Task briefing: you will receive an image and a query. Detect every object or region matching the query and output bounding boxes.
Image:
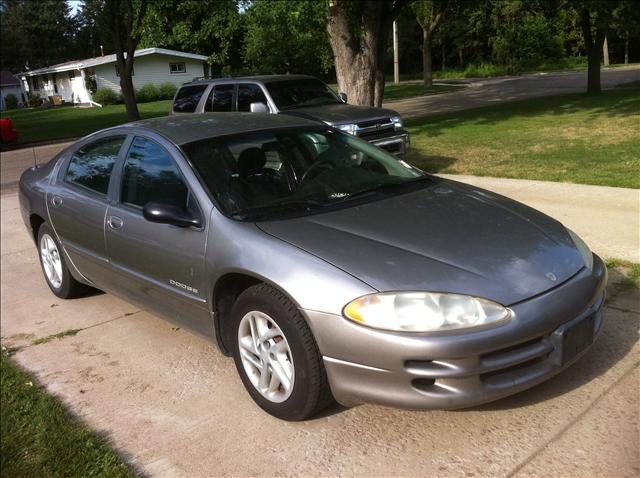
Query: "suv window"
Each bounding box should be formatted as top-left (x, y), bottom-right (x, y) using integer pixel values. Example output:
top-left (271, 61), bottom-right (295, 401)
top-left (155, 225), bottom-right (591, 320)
top-left (121, 137), bottom-right (189, 209)
top-left (204, 84), bottom-right (234, 112)
top-left (237, 83), bottom-right (268, 112)
top-left (66, 136), bottom-right (125, 196)
top-left (173, 84), bottom-right (208, 113)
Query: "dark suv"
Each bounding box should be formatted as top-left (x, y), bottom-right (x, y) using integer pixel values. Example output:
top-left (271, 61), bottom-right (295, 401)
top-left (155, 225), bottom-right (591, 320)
top-left (171, 75), bottom-right (409, 157)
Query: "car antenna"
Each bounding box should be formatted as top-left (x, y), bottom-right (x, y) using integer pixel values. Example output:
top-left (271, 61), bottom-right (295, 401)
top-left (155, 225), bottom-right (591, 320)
top-left (32, 147), bottom-right (37, 168)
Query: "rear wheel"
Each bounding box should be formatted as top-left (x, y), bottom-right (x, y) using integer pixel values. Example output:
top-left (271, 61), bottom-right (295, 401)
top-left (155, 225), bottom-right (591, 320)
top-left (231, 283), bottom-right (334, 420)
top-left (37, 223), bottom-right (88, 299)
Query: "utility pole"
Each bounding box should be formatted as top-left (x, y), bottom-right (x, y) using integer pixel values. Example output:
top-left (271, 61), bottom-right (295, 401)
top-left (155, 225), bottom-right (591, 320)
top-left (393, 20), bottom-right (399, 85)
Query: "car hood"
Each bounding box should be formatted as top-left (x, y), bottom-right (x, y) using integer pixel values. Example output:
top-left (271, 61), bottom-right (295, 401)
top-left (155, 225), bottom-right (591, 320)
top-left (257, 179), bottom-right (585, 306)
top-left (281, 103), bottom-right (400, 125)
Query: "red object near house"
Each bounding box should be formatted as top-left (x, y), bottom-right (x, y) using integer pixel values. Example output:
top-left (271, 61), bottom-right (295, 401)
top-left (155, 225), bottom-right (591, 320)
top-left (0, 117), bottom-right (19, 143)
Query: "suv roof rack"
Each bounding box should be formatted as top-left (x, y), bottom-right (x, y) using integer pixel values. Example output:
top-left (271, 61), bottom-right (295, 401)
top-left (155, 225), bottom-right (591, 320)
top-left (191, 75), bottom-right (233, 82)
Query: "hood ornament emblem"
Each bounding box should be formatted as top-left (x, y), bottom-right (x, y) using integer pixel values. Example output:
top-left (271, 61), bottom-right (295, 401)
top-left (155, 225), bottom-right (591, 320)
top-left (546, 272), bottom-right (557, 282)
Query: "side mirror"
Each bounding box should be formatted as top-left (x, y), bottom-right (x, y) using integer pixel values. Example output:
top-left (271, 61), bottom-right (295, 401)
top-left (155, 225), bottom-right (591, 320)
top-left (338, 92), bottom-right (348, 103)
top-left (143, 201), bottom-right (202, 228)
top-left (250, 102), bottom-right (269, 113)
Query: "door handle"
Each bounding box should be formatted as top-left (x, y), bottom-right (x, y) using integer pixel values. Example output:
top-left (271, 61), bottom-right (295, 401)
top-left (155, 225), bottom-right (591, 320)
top-left (50, 196), bottom-right (63, 207)
top-left (107, 216), bottom-right (123, 229)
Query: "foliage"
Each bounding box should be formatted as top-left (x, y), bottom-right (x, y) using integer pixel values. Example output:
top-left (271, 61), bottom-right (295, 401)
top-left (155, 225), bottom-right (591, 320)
top-left (28, 94), bottom-right (43, 108)
top-left (84, 74), bottom-right (97, 94)
top-left (135, 84), bottom-right (161, 103)
top-left (0, 348), bottom-right (137, 477)
top-left (242, 0), bottom-right (332, 76)
top-left (0, 0), bottom-right (77, 72)
top-left (139, 0), bottom-right (242, 74)
top-left (4, 94), bottom-right (19, 110)
top-left (158, 82), bottom-right (178, 100)
top-left (405, 87), bottom-right (640, 188)
top-left (92, 88), bottom-right (119, 105)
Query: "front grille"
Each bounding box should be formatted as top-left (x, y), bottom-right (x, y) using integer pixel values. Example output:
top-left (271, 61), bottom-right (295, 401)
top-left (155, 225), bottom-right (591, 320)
top-left (355, 118), bottom-right (396, 140)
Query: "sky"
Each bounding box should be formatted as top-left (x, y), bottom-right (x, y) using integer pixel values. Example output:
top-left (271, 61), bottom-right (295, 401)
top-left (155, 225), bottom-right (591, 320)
top-left (67, 0), bottom-right (82, 15)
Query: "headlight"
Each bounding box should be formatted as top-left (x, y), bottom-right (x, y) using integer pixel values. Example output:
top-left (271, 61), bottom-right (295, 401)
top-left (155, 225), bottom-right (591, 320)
top-left (343, 292), bottom-right (510, 332)
top-left (567, 228), bottom-right (594, 271)
top-left (336, 123), bottom-right (358, 135)
top-left (391, 115), bottom-right (403, 129)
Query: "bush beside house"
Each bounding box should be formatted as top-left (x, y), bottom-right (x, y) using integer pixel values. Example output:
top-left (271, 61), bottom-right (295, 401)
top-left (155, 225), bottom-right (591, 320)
top-left (4, 94), bottom-right (18, 110)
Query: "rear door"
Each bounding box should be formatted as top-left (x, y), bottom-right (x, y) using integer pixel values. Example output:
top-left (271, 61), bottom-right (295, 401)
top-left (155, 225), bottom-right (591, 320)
top-left (203, 83), bottom-right (235, 112)
top-left (47, 134), bottom-right (127, 286)
top-left (104, 134), bottom-right (212, 335)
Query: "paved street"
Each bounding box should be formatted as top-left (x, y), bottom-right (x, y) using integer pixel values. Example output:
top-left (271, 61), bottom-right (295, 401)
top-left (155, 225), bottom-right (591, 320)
top-left (385, 65), bottom-right (640, 117)
top-left (2, 174), bottom-right (638, 476)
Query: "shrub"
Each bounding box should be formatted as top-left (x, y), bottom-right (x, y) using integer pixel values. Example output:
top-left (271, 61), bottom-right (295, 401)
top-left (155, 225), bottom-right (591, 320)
top-left (28, 94), bottom-right (43, 107)
top-left (84, 74), bottom-right (97, 94)
top-left (92, 88), bottom-right (118, 105)
top-left (136, 84), bottom-right (160, 103)
top-left (4, 94), bottom-right (18, 109)
top-left (158, 82), bottom-right (177, 100)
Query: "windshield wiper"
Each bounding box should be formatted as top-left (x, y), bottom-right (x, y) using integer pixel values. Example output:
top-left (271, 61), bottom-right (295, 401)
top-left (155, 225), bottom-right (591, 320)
top-left (230, 198), bottom-right (329, 220)
top-left (341, 176), bottom-right (434, 201)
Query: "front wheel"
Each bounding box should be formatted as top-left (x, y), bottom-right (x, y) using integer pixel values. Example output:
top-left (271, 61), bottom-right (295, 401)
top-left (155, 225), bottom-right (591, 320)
top-left (231, 283), bottom-right (334, 420)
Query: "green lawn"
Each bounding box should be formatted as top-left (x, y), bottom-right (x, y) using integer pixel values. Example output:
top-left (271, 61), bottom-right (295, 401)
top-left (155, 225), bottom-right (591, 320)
top-left (0, 347), bottom-right (137, 477)
top-left (1, 100), bottom-right (171, 145)
top-left (405, 87), bottom-right (640, 189)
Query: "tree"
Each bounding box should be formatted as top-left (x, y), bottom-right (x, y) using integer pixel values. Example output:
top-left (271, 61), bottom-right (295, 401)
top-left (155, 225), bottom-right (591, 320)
top-left (326, 0), bottom-right (409, 107)
top-left (612, 0), bottom-right (640, 65)
top-left (139, 0), bottom-right (242, 75)
top-left (243, 0), bottom-right (333, 77)
top-left (573, 0), bottom-right (615, 94)
top-left (412, 0), bottom-right (447, 86)
top-left (82, 0), bottom-right (149, 120)
top-left (0, 0), bottom-right (77, 72)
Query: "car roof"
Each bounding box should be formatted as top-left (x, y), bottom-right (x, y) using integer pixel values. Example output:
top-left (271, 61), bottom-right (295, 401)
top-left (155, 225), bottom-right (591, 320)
top-left (120, 113), bottom-right (323, 146)
top-left (183, 74), bottom-right (319, 86)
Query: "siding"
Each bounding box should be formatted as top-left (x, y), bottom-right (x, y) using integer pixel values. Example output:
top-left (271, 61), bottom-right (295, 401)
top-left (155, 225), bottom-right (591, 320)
top-left (94, 54), bottom-right (205, 93)
top-left (0, 85), bottom-right (24, 110)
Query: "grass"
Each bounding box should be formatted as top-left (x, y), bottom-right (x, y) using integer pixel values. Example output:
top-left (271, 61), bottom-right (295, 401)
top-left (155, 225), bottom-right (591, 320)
top-left (405, 87), bottom-right (640, 189)
top-left (1, 100), bottom-right (171, 145)
top-left (31, 329), bottom-right (81, 346)
top-left (0, 346), bottom-right (137, 477)
top-left (605, 259), bottom-right (640, 290)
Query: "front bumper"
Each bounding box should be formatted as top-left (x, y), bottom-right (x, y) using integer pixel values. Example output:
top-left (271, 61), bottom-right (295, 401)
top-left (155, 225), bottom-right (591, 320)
top-left (365, 131), bottom-right (409, 157)
top-left (303, 255), bottom-right (607, 409)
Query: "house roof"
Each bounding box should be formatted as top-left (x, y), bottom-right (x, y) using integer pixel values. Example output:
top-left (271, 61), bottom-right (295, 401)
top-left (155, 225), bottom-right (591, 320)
top-left (19, 48), bottom-right (208, 77)
top-left (0, 71), bottom-right (21, 86)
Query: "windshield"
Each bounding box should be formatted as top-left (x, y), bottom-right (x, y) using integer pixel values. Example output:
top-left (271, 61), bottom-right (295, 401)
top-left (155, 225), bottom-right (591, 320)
top-left (265, 79), bottom-right (342, 110)
top-left (182, 128), bottom-right (430, 220)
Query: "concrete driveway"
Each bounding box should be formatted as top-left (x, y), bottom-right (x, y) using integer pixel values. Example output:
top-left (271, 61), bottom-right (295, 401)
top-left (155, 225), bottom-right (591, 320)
top-left (1, 175), bottom-right (638, 476)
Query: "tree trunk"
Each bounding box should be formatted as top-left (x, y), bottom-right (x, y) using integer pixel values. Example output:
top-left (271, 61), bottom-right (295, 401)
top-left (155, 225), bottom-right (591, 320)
top-left (422, 29), bottom-right (433, 86)
top-left (441, 41), bottom-right (445, 71)
top-left (625, 33), bottom-right (629, 64)
top-left (602, 35), bottom-right (609, 66)
top-left (587, 47), bottom-right (601, 94)
top-left (459, 48), bottom-right (463, 67)
top-left (580, 8), bottom-right (606, 95)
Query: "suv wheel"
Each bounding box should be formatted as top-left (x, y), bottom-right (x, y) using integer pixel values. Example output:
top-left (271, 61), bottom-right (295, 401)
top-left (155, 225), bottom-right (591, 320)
top-left (231, 283), bottom-right (334, 420)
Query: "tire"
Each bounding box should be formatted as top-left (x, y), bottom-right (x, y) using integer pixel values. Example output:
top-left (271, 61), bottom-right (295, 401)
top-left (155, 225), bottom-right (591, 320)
top-left (231, 283), bottom-right (334, 420)
top-left (37, 223), bottom-right (88, 299)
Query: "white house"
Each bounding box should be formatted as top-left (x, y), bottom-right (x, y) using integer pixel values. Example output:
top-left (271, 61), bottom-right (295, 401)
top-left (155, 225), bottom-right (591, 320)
top-left (0, 71), bottom-right (25, 110)
top-left (19, 48), bottom-right (208, 105)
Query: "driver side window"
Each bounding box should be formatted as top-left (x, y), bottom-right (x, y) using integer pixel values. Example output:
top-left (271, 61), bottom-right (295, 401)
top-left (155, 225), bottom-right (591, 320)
top-left (120, 137), bottom-right (189, 209)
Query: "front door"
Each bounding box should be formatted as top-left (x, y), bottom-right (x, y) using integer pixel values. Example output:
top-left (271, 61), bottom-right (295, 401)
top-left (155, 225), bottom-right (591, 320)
top-left (47, 135), bottom-right (126, 286)
top-left (104, 136), bottom-right (211, 335)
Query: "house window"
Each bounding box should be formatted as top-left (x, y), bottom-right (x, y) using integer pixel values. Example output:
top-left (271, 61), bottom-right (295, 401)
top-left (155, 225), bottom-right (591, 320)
top-left (69, 71), bottom-right (76, 80)
top-left (52, 73), bottom-right (58, 93)
top-left (115, 65), bottom-right (134, 76)
top-left (169, 62), bottom-right (186, 74)
top-left (32, 77), bottom-right (39, 89)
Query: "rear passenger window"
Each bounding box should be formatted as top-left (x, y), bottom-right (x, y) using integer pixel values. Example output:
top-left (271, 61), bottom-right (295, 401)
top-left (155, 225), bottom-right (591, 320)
top-left (120, 137), bottom-right (189, 209)
top-left (173, 84), bottom-right (207, 113)
top-left (66, 136), bottom-right (125, 196)
top-left (237, 84), bottom-right (268, 112)
top-left (204, 84), bottom-right (234, 112)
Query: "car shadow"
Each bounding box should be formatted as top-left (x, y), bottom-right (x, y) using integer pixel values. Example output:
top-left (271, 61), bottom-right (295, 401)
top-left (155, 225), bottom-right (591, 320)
top-left (403, 151), bottom-right (458, 174)
top-left (468, 268), bottom-right (639, 411)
